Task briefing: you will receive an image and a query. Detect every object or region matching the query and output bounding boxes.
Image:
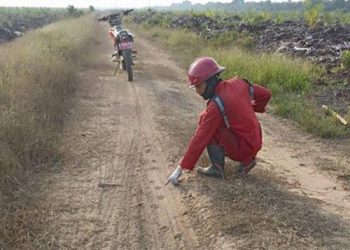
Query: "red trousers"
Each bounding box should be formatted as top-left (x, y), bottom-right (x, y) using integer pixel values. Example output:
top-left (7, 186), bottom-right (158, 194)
top-left (209, 123), bottom-right (260, 166)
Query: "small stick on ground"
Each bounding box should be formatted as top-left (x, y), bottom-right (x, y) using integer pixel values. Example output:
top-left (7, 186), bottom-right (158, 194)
top-left (97, 183), bottom-right (121, 188)
top-left (322, 105), bottom-right (348, 126)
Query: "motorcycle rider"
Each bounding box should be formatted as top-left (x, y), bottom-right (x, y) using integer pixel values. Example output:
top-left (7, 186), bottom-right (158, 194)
top-left (167, 57), bottom-right (272, 185)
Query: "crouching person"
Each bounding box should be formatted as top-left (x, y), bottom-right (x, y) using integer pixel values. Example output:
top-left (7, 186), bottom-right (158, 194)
top-left (167, 57), bottom-right (272, 186)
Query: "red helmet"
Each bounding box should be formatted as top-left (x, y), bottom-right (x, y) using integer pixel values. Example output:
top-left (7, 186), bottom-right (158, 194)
top-left (188, 57), bottom-right (225, 87)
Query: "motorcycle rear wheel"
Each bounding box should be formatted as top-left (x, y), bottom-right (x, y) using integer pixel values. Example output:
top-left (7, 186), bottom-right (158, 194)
top-left (122, 50), bottom-right (133, 82)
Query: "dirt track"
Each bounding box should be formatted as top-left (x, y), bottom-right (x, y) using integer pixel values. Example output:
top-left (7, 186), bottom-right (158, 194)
top-left (41, 24), bottom-right (350, 249)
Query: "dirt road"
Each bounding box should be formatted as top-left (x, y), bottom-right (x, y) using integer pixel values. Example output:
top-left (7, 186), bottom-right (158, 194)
top-left (41, 24), bottom-right (350, 249)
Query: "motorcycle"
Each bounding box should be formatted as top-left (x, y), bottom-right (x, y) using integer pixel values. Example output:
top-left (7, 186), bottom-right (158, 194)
top-left (98, 9), bottom-right (136, 82)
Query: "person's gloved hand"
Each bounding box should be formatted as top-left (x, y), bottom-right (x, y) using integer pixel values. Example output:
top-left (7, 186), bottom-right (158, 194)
top-left (165, 165), bottom-right (183, 186)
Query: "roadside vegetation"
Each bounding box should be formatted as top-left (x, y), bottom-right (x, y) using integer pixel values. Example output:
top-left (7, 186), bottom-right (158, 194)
top-left (0, 6), bottom-right (87, 21)
top-left (0, 6), bottom-right (88, 43)
top-left (342, 50), bottom-right (350, 69)
top-left (0, 7), bottom-right (66, 30)
top-left (0, 7), bottom-right (66, 21)
top-left (0, 14), bottom-right (97, 248)
top-left (164, 0), bottom-right (350, 25)
top-left (130, 9), bottom-right (350, 138)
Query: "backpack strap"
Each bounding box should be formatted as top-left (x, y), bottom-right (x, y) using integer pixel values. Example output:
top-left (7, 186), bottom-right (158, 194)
top-left (213, 79), bottom-right (256, 128)
top-left (243, 78), bottom-right (256, 105)
top-left (212, 95), bottom-right (231, 129)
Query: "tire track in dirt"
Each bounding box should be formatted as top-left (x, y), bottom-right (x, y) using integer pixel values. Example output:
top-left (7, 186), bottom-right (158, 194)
top-left (131, 83), bottom-right (200, 249)
top-left (91, 76), bottom-right (146, 249)
top-left (103, 49), bottom-right (199, 249)
top-left (109, 83), bottom-right (150, 249)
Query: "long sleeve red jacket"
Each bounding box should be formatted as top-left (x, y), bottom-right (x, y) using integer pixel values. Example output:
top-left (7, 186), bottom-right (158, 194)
top-left (180, 78), bottom-right (272, 170)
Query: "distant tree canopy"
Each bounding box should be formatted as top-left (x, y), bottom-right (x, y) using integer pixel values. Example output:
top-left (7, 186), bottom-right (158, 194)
top-left (89, 5), bottom-right (95, 12)
top-left (165, 0), bottom-right (350, 12)
top-left (66, 5), bottom-right (84, 17)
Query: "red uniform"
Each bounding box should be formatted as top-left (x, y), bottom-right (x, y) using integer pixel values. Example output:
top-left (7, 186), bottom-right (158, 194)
top-left (180, 78), bottom-right (272, 170)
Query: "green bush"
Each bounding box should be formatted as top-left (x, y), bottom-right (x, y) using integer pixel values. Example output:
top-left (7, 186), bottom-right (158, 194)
top-left (304, 0), bottom-right (325, 26)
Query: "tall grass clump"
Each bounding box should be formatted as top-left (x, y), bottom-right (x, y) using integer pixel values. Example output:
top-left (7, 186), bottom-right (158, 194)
top-left (0, 15), bottom-right (97, 248)
top-left (304, 0), bottom-right (325, 26)
top-left (212, 49), bottom-right (312, 96)
top-left (341, 50), bottom-right (350, 69)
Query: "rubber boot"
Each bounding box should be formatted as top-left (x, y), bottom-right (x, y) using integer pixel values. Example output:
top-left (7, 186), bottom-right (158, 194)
top-left (237, 158), bottom-right (256, 175)
top-left (197, 145), bottom-right (225, 180)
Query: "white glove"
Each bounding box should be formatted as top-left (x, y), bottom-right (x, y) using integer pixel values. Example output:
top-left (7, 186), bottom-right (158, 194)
top-left (165, 165), bottom-right (183, 186)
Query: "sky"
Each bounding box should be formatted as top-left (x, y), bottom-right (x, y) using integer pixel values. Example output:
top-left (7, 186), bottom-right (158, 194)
top-left (0, 0), bottom-right (235, 9)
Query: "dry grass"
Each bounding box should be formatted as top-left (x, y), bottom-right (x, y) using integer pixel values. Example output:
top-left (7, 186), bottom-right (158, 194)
top-left (180, 169), bottom-right (350, 249)
top-left (0, 15), bottom-right (97, 248)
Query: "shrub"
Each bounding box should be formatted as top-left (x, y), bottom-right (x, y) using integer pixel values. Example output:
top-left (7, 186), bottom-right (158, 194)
top-left (304, 0), bottom-right (325, 26)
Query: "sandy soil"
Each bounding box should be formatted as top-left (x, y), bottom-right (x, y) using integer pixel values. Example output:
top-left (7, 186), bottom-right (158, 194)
top-left (40, 24), bottom-right (350, 249)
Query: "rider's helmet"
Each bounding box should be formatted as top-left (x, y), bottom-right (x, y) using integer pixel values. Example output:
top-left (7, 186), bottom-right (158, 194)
top-left (188, 57), bottom-right (225, 88)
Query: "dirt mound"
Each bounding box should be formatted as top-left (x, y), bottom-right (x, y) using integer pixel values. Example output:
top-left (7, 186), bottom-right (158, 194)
top-left (251, 20), bottom-right (350, 69)
top-left (169, 14), bottom-right (222, 36)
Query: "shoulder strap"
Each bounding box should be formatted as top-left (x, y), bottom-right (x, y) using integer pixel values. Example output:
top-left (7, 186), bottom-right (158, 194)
top-left (243, 78), bottom-right (255, 105)
top-left (212, 96), bottom-right (231, 129)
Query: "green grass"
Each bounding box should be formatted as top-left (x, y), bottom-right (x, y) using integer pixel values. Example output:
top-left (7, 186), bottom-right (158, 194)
top-left (208, 31), bottom-right (255, 50)
top-left (274, 95), bottom-right (349, 137)
top-left (131, 23), bottom-right (349, 137)
top-left (341, 50), bottom-right (350, 69)
top-left (0, 14), bottom-right (97, 248)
